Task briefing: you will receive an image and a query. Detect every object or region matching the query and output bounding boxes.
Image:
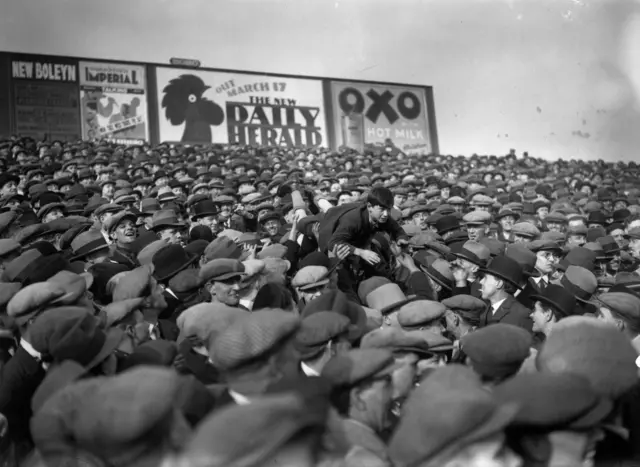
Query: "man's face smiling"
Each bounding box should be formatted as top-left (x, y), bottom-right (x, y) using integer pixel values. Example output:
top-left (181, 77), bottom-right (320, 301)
top-left (112, 219), bottom-right (136, 245)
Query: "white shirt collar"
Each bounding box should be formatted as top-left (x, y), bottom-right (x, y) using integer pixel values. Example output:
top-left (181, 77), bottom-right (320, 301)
top-left (301, 361), bottom-right (320, 377)
top-left (491, 298), bottom-right (507, 314)
top-left (20, 338), bottom-right (42, 361)
top-left (239, 299), bottom-right (253, 311)
top-left (164, 287), bottom-right (178, 299)
top-left (229, 389), bottom-right (251, 405)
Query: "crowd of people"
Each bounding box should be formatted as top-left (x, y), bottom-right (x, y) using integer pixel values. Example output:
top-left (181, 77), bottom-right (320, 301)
top-left (0, 135), bottom-right (639, 466)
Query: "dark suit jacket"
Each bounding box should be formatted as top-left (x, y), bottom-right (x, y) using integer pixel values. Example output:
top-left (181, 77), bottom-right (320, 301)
top-left (158, 319), bottom-right (179, 342)
top-left (515, 277), bottom-right (542, 310)
top-left (452, 279), bottom-right (482, 299)
top-left (0, 346), bottom-right (46, 446)
top-left (480, 295), bottom-right (533, 332)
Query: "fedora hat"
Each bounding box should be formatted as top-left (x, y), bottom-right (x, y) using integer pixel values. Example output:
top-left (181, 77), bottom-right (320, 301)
top-left (560, 265), bottom-right (597, 303)
top-left (479, 255), bottom-right (524, 288)
top-left (420, 257), bottom-right (454, 291)
top-left (451, 240), bottom-right (491, 267)
top-left (557, 246), bottom-right (596, 273)
top-left (358, 277), bottom-right (416, 315)
top-left (70, 229), bottom-right (109, 261)
top-left (530, 284), bottom-right (577, 318)
top-left (152, 244), bottom-right (198, 282)
top-left (150, 210), bottom-right (185, 231)
top-left (191, 200), bottom-right (218, 221)
top-left (505, 243), bottom-right (540, 278)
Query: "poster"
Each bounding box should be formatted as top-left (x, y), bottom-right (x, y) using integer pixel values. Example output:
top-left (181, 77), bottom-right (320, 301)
top-left (155, 68), bottom-right (327, 147)
top-left (79, 61), bottom-right (148, 142)
top-left (10, 55), bottom-right (80, 140)
top-left (329, 81), bottom-right (431, 154)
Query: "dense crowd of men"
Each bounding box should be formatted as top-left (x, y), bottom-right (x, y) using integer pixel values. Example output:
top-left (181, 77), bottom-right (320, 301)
top-left (0, 135), bottom-right (640, 466)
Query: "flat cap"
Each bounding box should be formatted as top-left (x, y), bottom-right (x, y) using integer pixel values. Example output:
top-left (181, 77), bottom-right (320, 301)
top-left (291, 265), bottom-right (329, 291)
top-left (103, 210), bottom-right (136, 235)
top-left (199, 259), bottom-right (245, 283)
top-left (7, 282), bottom-right (66, 326)
top-left (0, 239), bottom-right (21, 258)
top-left (397, 300), bottom-right (446, 329)
top-left (204, 236), bottom-right (242, 262)
top-left (441, 295), bottom-right (487, 325)
top-left (527, 239), bottom-right (563, 253)
top-left (493, 372), bottom-right (612, 429)
top-left (461, 324), bottom-right (532, 380)
top-left (210, 310), bottom-right (300, 371)
top-left (470, 194), bottom-right (493, 206)
top-left (361, 327), bottom-right (452, 354)
top-left (512, 222), bottom-right (540, 238)
top-left (294, 311), bottom-right (351, 360)
top-left (321, 348), bottom-right (397, 387)
top-left (537, 316), bottom-right (638, 398)
top-left (462, 210), bottom-right (492, 225)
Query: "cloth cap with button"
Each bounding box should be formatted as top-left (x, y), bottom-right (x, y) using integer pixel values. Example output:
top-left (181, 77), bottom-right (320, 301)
top-left (461, 323), bottom-right (532, 380)
top-left (511, 221), bottom-right (540, 239)
top-left (536, 316), bottom-right (638, 399)
top-left (294, 311), bottom-right (351, 360)
top-left (210, 310), bottom-right (300, 371)
top-left (199, 258), bottom-right (245, 283)
top-left (321, 348), bottom-right (398, 387)
top-left (441, 295), bottom-right (487, 326)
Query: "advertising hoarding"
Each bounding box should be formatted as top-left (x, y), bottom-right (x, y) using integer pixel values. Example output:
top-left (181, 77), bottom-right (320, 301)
top-left (79, 61), bottom-right (148, 142)
top-left (155, 68), bottom-right (327, 147)
top-left (10, 54), bottom-right (80, 140)
top-left (329, 81), bottom-right (432, 154)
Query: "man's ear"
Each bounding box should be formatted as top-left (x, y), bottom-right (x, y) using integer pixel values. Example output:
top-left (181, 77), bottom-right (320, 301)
top-left (109, 231), bottom-right (117, 242)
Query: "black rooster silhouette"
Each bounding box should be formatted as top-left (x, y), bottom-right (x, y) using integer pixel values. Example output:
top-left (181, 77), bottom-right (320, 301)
top-left (161, 74), bottom-right (225, 143)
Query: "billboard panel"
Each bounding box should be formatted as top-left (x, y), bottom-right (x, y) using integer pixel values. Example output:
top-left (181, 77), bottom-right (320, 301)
top-left (79, 61), bottom-right (148, 143)
top-left (10, 54), bottom-right (80, 140)
top-left (155, 68), bottom-right (327, 147)
top-left (329, 81), bottom-right (431, 154)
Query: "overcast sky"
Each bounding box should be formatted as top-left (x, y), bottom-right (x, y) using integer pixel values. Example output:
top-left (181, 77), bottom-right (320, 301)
top-left (1, 0), bottom-right (639, 161)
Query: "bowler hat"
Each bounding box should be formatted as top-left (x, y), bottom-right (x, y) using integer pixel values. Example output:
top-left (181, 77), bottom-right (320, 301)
top-left (150, 209), bottom-right (185, 231)
top-left (530, 284), bottom-right (577, 318)
top-left (434, 215), bottom-right (459, 235)
top-left (587, 211), bottom-right (607, 226)
top-left (478, 255), bottom-right (523, 288)
top-left (152, 244), bottom-right (198, 282)
top-left (191, 200), bottom-right (218, 221)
